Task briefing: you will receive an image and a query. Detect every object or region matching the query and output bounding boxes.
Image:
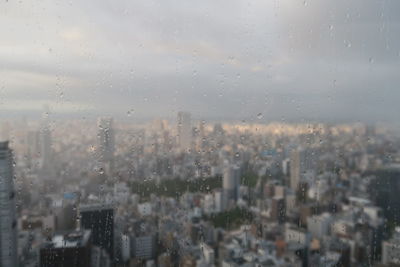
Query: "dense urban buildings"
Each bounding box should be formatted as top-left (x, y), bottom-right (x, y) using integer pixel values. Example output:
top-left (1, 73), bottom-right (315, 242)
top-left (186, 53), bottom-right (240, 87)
top-left (2, 0), bottom-right (399, 265)
top-left (0, 116), bottom-right (399, 266)
top-left (177, 112), bottom-right (192, 151)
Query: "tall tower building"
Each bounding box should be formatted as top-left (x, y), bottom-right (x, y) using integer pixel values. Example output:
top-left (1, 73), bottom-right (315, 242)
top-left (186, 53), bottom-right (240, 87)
top-left (290, 148), bottom-right (318, 191)
top-left (79, 204), bottom-right (114, 261)
top-left (177, 112), bottom-right (191, 150)
top-left (38, 106), bottom-right (53, 170)
top-left (290, 149), bottom-right (301, 191)
top-left (97, 117), bottom-right (115, 171)
top-left (40, 126), bottom-right (52, 169)
top-left (0, 141), bottom-right (18, 267)
top-left (223, 165), bottom-right (241, 203)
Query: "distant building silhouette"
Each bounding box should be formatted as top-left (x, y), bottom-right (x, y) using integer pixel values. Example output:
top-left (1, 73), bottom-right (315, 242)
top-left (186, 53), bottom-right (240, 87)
top-left (177, 112), bottom-right (191, 150)
top-left (0, 141), bottom-right (18, 267)
top-left (97, 117), bottom-right (115, 173)
top-left (290, 149), bottom-right (301, 191)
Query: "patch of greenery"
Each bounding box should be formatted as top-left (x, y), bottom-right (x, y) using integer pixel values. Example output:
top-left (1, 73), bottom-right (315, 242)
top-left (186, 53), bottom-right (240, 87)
top-left (129, 176), bottom-right (222, 199)
top-left (240, 171), bottom-right (259, 188)
top-left (204, 207), bottom-right (254, 229)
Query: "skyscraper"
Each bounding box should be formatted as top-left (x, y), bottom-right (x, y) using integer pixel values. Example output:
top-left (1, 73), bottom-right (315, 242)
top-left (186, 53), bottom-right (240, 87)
top-left (40, 105), bottom-right (53, 170)
top-left (290, 148), bottom-right (318, 191)
top-left (0, 141), bottom-right (18, 267)
top-left (40, 126), bottom-right (52, 169)
top-left (290, 149), bottom-right (301, 191)
top-left (79, 204), bottom-right (114, 261)
top-left (97, 117), bottom-right (115, 171)
top-left (177, 112), bottom-right (191, 150)
top-left (223, 165), bottom-right (241, 203)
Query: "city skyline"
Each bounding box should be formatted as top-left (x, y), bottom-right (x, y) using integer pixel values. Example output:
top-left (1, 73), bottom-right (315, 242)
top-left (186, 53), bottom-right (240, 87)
top-left (1, 1), bottom-right (399, 266)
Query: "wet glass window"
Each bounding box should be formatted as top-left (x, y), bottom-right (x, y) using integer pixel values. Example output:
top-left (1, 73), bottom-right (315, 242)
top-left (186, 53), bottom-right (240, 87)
top-left (0, 0), bottom-right (399, 266)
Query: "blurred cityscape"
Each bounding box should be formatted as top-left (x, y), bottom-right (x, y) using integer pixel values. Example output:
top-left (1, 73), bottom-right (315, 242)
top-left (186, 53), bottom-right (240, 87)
top-left (1, 111), bottom-right (400, 266)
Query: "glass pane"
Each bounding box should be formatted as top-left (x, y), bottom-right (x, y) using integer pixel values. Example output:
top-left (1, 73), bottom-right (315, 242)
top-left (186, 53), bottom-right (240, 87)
top-left (0, 0), bottom-right (398, 266)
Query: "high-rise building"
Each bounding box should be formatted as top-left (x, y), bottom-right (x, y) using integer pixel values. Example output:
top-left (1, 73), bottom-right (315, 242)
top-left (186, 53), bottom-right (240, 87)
top-left (79, 204), bottom-right (114, 261)
top-left (289, 149), bottom-right (301, 191)
top-left (271, 196), bottom-right (286, 223)
top-left (0, 141), bottom-right (18, 267)
top-left (40, 230), bottom-right (92, 267)
top-left (307, 213), bottom-right (331, 239)
top-left (200, 242), bottom-right (215, 265)
top-left (40, 126), bottom-right (52, 169)
top-left (223, 165), bottom-right (241, 204)
top-left (98, 117), bottom-right (115, 162)
top-left (130, 220), bottom-right (158, 261)
top-left (97, 118), bottom-right (115, 174)
top-left (52, 198), bottom-right (77, 231)
top-left (290, 148), bottom-right (318, 191)
top-left (177, 112), bottom-right (191, 150)
top-left (40, 105), bottom-right (53, 170)
top-left (26, 130), bottom-right (40, 168)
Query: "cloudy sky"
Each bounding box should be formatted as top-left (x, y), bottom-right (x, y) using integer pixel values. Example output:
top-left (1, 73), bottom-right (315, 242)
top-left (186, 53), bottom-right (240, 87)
top-left (0, 0), bottom-right (399, 122)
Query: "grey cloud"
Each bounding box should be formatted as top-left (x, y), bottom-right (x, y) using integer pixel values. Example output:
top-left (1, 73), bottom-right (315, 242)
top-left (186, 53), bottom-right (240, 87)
top-left (0, 0), bottom-right (398, 122)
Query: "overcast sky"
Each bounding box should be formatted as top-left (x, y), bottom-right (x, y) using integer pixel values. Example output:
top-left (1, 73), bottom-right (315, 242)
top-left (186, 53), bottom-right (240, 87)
top-left (0, 0), bottom-right (399, 122)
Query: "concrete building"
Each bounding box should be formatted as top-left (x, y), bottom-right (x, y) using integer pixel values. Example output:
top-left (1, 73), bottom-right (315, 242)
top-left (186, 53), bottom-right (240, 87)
top-left (223, 165), bottom-right (241, 204)
top-left (177, 111), bottom-right (192, 150)
top-left (131, 221), bottom-right (157, 261)
top-left (97, 117), bottom-right (115, 172)
top-left (382, 227), bottom-right (400, 265)
top-left (40, 126), bottom-right (52, 170)
top-left (201, 242), bottom-right (215, 265)
top-left (307, 213), bottom-right (331, 239)
top-left (79, 204), bottom-right (114, 261)
top-left (271, 197), bottom-right (286, 223)
top-left (40, 230), bottom-right (92, 267)
top-left (289, 149), bottom-right (301, 191)
top-left (0, 141), bottom-right (18, 267)
top-left (214, 190), bottom-right (224, 212)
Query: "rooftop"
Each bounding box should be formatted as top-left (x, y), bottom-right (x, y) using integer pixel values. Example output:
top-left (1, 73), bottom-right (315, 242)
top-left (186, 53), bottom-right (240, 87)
top-left (46, 230), bottom-right (91, 249)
